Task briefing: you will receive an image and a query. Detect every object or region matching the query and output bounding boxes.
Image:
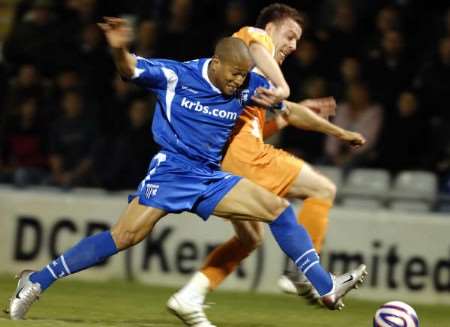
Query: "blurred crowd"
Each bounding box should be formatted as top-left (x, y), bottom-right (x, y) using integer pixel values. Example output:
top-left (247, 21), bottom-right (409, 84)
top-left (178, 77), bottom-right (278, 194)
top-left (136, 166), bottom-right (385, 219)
top-left (0, 0), bottom-right (449, 194)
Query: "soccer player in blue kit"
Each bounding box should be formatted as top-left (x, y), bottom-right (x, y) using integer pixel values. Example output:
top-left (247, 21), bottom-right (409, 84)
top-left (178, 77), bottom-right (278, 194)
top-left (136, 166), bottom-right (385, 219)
top-left (9, 17), bottom-right (367, 323)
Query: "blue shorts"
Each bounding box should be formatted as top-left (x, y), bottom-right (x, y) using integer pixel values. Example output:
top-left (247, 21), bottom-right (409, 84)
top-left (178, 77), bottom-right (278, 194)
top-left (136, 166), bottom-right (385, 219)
top-left (129, 151), bottom-right (241, 220)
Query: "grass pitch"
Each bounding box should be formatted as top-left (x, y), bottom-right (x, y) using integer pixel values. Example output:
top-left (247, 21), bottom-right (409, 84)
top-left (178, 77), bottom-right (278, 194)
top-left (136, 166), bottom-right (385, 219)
top-left (0, 275), bottom-right (449, 326)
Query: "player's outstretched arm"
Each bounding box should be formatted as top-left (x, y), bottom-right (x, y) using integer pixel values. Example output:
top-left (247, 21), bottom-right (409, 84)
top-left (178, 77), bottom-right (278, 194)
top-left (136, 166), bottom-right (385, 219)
top-left (98, 17), bottom-right (136, 79)
top-left (249, 42), bottom-right (290, 102)
top-left (262, 97), bottom-right (336, 139)
top-left (299, 97), bottom-right (336, 120)
top-left (284, 100), bottom-right (366, 147)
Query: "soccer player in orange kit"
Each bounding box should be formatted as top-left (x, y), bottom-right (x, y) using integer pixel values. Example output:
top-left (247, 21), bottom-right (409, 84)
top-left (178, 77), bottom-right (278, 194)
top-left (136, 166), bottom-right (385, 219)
top-left (168, 4), bottom-right (366, 326)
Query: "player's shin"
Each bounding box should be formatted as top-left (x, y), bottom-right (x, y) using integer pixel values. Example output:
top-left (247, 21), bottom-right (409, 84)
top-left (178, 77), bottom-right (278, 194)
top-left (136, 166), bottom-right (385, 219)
top-left (29, 231), bottom-right (118, 291)
top-left (201, 236), bottom-right (253, 290)
top-left (298, 198), bottom-right (331, 253)
top-left (269, 206), bottom-right (333, 296)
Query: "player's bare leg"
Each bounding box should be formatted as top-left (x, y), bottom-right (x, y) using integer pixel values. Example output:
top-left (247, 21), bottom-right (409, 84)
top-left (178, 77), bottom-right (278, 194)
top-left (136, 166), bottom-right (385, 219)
top-left (168, 179), bottom-right (367, 326)
top-left (279, 162), bottom-right (336, 302)
top-left (111, 198), bottom-right (166, 250)
top-left (177, 162), bottom-right (336, 306)
top-left (168, 180), bottom-right (283, 327)
top-left (286, 162), bottom-right (336, 249)
top-left (9, 198), bottom-right (165, 320)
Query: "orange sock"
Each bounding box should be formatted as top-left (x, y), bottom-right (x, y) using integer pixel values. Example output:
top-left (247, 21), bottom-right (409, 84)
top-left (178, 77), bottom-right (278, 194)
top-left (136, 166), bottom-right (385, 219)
top-left (200, 236), bottom-right (253, 290)
top-left (298, 198), bottom-right (332, 254)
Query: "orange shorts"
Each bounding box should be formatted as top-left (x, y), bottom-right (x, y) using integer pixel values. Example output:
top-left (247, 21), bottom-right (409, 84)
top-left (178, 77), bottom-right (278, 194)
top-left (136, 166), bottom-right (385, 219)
top-left (221, 135), bottom-right (304, 197)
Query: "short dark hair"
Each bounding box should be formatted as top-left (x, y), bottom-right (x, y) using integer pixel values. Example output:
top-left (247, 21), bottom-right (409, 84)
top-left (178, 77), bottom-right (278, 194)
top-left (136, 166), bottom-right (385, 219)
top-left (214, 37), bottom-right (251, 64)
top-left (255, 3), bottom-right (303, 29)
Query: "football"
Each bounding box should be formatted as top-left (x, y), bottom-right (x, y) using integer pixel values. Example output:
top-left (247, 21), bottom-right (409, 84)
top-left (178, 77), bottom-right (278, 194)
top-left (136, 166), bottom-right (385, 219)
top-left (373, 301), bottom-right (419, 327)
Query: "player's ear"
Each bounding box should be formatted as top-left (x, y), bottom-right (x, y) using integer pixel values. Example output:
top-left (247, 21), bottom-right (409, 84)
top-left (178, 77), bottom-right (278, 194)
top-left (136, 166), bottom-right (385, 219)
top-left (265, 22), bottom-right (276, 34)
top-left (211, 56), bottom-right (221, 70)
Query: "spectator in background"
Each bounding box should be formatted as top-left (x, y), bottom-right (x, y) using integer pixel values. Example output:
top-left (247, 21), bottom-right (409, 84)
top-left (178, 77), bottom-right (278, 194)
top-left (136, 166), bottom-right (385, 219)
top-left (283, 38), bottom-right (326, 100)
top-left (55, 69), bottom-right (81, 93)
top-left (331, 56), bottom-right (363, 102)
top-left (79, 23), bottom-right (115, 110)
top-left (0, 97), bottom-right (49, 186)
top-left (100, 98), bottom-right (158, 190)
top-left (419, 37), bottom-right (450, 198)
top-left (430, 121), bottom-right (450, 198)
top-left (48, 68), bottom-right (81, 115)
top-left (49, 90), bottom-right (95, 188)
top-left (300, 76), bottom-right (328, 100)
top-left (219, 0), bottom-right (248, 37)
top-left (3, 0), bottom-right (74, 75)
top-left (1, 0), bottom-right (449, 192)
top-left (415, 37), bottom-right (450, 122)
top-left (428, 6), bottom-right (450, 46)
top-left (367, 30), bottom-right (414, 107)
top-left (325, 82), bottom-right (382, 170)
top-left (5, 64), bottom-right (48, 114)
top-left (366, 6), bottom-right (401, 56)
top-left (378, 91), bottom-right (428, 172)
top-left (132, 19), bottom-right (160, 58)
top-left (64, 0), bottom-right (99, 23)
top-left (158, 0), bottom-right (209, 60)
top-left (117, 0), bottom-right (166, 20)
top-left (318, 1), bottom-right (362, 77)
top-left (444, 8), bottom-right (450, 38)
top-left (92, 83), bottom-right (152, 189)
top-left (0, 63), bottom-right (7, 115)
top-left (100, 74), bottom-right (138, 137)
top-left (436, 143), bottom-right (450, 198)
top-left (282, 76), bottom-right (329, 162)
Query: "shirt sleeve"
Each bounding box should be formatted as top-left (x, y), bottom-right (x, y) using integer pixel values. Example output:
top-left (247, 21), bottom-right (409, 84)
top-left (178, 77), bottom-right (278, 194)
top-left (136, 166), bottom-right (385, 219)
top-left (243, 72), bottom-right (284, 110)
top-left (233, 26), bottom-right (275, 54)
top-left (131, 56), bottom-right (180, 92)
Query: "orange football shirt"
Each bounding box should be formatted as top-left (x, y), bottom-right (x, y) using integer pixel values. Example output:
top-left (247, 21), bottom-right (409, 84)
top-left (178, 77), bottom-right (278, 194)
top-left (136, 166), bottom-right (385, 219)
top-left (221, 26), bottom-right (303, 196)
top-left (229, 26), bottom-right (274, 151)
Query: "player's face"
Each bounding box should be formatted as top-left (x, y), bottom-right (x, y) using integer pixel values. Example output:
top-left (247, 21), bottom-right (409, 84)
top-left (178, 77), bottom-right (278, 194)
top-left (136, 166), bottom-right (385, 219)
top-left (213, 58), bottom-right (253, 95)
top-left (270, 18), bottom-right (302, 64)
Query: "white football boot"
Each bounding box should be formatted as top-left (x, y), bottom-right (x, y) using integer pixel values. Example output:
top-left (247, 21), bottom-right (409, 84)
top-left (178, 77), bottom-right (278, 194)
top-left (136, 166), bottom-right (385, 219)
top-left (167, 292), bottom-right (216, 327)
top-left (278, 273), bottom-right (321, 305)
top-left (320, 264), bottom-right (368, 311)
top-left (9, 270), bottom-right (41, 320)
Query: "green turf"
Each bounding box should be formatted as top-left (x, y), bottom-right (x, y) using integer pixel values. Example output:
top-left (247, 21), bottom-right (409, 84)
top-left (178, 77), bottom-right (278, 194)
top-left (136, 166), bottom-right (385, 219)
top-left (0, 275), bottom-right (448, 326)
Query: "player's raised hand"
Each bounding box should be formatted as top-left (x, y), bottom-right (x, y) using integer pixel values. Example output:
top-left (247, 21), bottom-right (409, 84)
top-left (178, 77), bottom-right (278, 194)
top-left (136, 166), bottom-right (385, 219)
top-left (340, 131), bottom-right (366, 148)
top-left (299, 97), bottom-right (336, 120)
top-left (98, 17), bottom-right (133, 48)
top-left (252, 87), bottom-right (286, 108)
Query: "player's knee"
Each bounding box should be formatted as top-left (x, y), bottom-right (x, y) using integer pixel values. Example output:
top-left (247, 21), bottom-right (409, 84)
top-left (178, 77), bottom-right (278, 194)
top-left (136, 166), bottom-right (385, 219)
top-left (324, 180), bottom-right (337, 201)
top-left (265, 197), bottom-right (290, 221)
top-left (315, 178), bottom-right (336, 202)
top-left (246, 229), bottom-right (265, 249)
top-left (111, 227), bottom-right (141, 250)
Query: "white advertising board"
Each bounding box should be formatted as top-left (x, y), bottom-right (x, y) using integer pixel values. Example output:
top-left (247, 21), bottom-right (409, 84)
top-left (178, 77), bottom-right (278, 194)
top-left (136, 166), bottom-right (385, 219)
top-left (1, 188), bottom-right (449, 304)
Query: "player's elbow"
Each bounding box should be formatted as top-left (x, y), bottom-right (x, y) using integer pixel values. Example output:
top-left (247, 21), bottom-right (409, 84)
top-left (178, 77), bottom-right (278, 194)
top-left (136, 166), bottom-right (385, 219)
top-left (281, 84), bottom-right (290, 99)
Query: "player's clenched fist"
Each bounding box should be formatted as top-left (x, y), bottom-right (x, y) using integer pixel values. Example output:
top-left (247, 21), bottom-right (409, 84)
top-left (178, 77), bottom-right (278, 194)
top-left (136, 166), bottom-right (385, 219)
top-left (98, 17), bottom-right (133, 48)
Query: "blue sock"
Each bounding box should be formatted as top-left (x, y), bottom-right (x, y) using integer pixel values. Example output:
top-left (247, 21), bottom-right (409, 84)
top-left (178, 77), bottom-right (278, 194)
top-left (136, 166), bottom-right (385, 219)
top-left (269, 206), bottom-right (333, 296)
top-left (30, 231), bottom-right (118, 291)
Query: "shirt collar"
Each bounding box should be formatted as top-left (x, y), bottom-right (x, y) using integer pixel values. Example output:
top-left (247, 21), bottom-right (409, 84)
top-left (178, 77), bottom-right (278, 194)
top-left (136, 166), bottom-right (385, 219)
top-left (202, 58), bottom-right (221, 94)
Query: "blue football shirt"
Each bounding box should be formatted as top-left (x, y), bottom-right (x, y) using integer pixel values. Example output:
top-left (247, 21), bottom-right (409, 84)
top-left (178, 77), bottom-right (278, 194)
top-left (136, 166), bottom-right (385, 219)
top-left (131, 56), bottom-right (271, 167)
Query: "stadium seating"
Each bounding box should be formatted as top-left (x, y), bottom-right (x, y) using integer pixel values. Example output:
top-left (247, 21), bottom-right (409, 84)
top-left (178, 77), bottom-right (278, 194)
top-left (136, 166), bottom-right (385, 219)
top-left (340, 197), bottom-right (385, 210)
top-left (340, 168), bottom-right (391, 206)
top-left (389, 170), bottom-right (437, 211)
top-left (390, 200), bottom-right (431, 213)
